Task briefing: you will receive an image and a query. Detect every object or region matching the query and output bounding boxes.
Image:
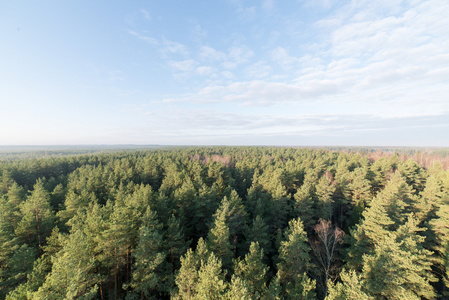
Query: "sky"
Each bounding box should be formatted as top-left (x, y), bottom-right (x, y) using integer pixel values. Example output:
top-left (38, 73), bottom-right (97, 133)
top-left (1, 0), bottom-right (449, 146)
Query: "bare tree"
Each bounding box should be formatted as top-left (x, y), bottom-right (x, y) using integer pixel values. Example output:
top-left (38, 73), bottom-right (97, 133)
top-left (310, 218), bottom-right (345, 298)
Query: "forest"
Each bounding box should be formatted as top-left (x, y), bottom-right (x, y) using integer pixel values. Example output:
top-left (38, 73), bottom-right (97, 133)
top-left (1, 146), bottom-right (449, 299)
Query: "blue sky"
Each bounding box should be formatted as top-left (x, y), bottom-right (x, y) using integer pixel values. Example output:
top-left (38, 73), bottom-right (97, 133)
top-left (1, 0), bottom-right (449, 146)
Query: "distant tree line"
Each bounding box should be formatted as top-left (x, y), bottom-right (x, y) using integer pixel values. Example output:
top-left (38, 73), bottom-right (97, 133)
top-left (1, 146), bottom-right (448, 299)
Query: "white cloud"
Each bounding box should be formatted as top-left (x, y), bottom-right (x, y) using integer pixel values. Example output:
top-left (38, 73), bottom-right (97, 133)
top-left (221, 71), bottom-right (234, 79)
top-left (193, 24), bottom-right (207, 41)
top-left (262, 0), bottom-right (275, 12)
top-left (136, 0), bottom-right (449, 120)
top-left (140, 9), bottom-right (150, 20)
top-left (128, 30), bottom-right (158, 45)
top-left (196, 66), bottom-right (218, 76)
top-left (244, 61), bottom-right (271, 78)
top-left (168, 60), bottom-right (197, 72)
top-left (237, 5), bottom-right (256, 21)
top-left (162, 38), bottom-right (189, 56)
top-left (127, 105), bottom-right (449, 144)
top-left (270, 47), bottom-right (301, 70)
top-left (228, 45), bottom-right (254, 63)
top-left (199, 46), bottom-right (227, 62)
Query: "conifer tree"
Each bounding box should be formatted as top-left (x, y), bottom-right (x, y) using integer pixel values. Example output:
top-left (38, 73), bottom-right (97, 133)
top-left (15, 179), bottom-right (55, 252)
top-left (225, 276), bottom-right (251, 300)
top-left (398, 159), bottom-right (425, 194)
top-left (294, 171), bottom-right (317, 230)
top-left (57, 189), bottom-right (97, 227)
top-left (3, 182), bottom-right (25, 231)
top-left (0, 242), bottom-right (36, 298)
top-left (174, 249), bottom-right (199, 300)
top-left (346, 193), bottom-right (394, 269)
top-left (347, 168), bottom-right (372, 227)
top-left (277, 217), bottom-right (314, 296)
top-left (68, 202), bottom-right (107, 298)
top-left (222, 190), bottom-right (249, 254)
top-left (326, 269), bottom-right (372, 300)
top-left (50, 183), bottom-right (66, 210)
top-left (233, 242), bottom-right (269, 299)
top-left (263, 275), bottom-right (282, 300)
top-left (315, 172), bottom-right (336, 221)
top-left (195, 237), bottom-right (210, 263)
top-left (362, 215), bottom-right (436, 299)
top-left (165, 214), bottom-right (189, 279)
top-left (195, 253), bottom-right (227, 300)
top-left (370, 157), bottom-right (393, 192)
top-left (429, 195), bottom-right (449, 296)
top-left (207, 202), bottom-right (233, 271)
top-left (285, 273), bottom-right (316, 300)
top-left (243, 215), bottom-right (272, 260)
top-left (126, 213), bottom-right (166, 299)
top-left (381, 171), bottom-right (416, 220)
top-left (33, 229), bottom-right (99, 299)
top-left (97, 200), bottom-right (136, 298)
top-left (0, 170), bottom-right (15, 194)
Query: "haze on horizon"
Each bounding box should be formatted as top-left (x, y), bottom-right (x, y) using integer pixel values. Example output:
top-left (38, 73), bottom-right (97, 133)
top-left (1, 0), bottom-right (448, 147)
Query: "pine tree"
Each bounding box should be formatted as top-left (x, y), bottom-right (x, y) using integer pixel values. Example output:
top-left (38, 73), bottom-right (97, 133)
top-left (285, 273), bottom-right (316, 300)
top-left (222, 190), bottom-right (249, 255)
top-left (243, 215), bottom-right (272, 261)
top-left (0, 243), bottom-right (36, 298)
top-left (125, 216), bottom-right (166, 299)
top-left (33, 229), bottom-right (99, 299)
top-left (326, 269), bottom-right (372, 300)
top-left (315, 172), bottom-right (336, 221)
top-left (164, 214), bottom-right (189, 290)
top-left (207, 203), bottom-right (233, 271)
top-left (277, 217), bottom-right (314, 296)
top-left (233, 242), bottom-right (269, 299)
top-left (346, 187), bottom-right (395, 270)
top-left (362, 215), bottom-right (436, 299)
top-left (370, 157), bottom-right (393, 192)
top-left (174, 249), bottom-right (199, 300)
top-left (347, 168), bottom-right (372, 227)
top-left (263, 275), bottom-right (282, 300)
top-left (195, 253), bottom-right (227, 300)
top-left (15, 179), bottom-right (55, 252)
top-left (97, 200), bottom-right (136, 298)
top-left (375, 171), bottom-right (416, 226)
top-left (398, 159), bottom-right (425, 194)
top-left (3, 182), bottom-right (25, 232)
top-left (57, 189), bottom-right (97, 227)
top-left (294, 172), bottom-right (317, 230)
top-left (68, 202), bottom-right (107, 298)
top-left (429, 195), bottom-right (449, 296)
top-left (225, 275), bottom-right (251, 300)
top-left (0, 170), bottom-right (15, 194)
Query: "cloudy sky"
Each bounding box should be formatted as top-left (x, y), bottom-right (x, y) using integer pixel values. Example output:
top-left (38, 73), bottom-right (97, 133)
top-left (1, 0), bottom-right (449, 146)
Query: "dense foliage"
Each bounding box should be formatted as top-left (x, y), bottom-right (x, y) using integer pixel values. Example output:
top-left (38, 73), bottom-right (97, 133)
top-left (1, 146), bottom-right (449, 299)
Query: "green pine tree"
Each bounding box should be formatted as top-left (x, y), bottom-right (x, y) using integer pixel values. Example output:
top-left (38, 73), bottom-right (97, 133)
top-left (15, 179), bottom-right (55, 252)
top-left (277, 217), bottom-right (314, 296)
top-left (233, 242), bottom-right (269, 299)
top-left (33, 229), bottom-right (99, 299)
top-left (362, 215), bottom-right (436, 299)
top-left (207, 203), bottom-right (234, 271)
top-left (125, 217), bottom-right (166, 299)
top-left (326, 269), bottom-right (372, 300)
top-left (195, 253), bottom-right (227, 300)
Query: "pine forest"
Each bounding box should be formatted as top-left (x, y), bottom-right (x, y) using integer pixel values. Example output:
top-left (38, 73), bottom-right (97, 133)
top-left (1, 146), bottom-right (449, 300)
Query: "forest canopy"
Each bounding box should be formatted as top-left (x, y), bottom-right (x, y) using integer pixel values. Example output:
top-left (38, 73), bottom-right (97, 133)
top-left (1, 146), bottom-right (449, 299)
